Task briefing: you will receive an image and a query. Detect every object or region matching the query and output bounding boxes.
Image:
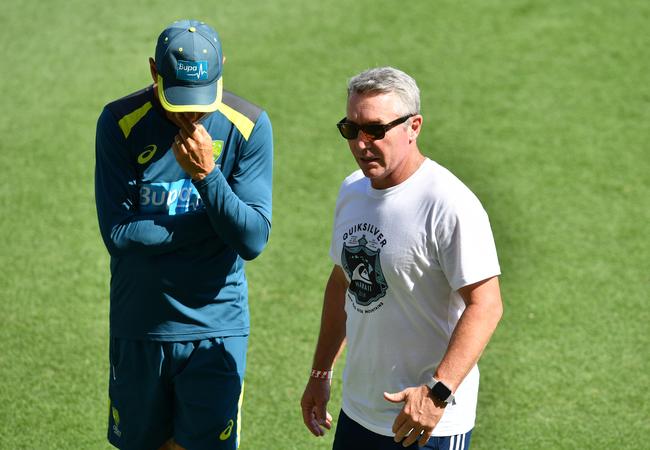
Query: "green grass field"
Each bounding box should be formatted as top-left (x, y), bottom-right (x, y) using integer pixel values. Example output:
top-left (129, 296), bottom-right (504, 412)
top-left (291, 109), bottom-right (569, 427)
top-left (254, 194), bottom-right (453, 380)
top-left (1, 0), bottom-right (648, 448)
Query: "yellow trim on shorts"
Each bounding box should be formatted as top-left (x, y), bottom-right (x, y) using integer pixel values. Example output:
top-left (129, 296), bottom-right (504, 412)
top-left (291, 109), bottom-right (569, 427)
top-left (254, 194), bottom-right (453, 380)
top-left (236, 381), bottom-right (245, 448)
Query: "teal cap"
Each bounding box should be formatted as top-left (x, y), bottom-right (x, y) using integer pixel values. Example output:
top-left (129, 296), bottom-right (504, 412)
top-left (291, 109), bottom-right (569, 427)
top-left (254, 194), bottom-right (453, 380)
top-left (154, 20), bottom-right (223, 112)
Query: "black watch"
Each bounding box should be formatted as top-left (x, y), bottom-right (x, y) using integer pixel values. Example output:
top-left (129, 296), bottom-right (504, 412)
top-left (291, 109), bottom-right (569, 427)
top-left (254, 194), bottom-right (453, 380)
top-left (426, 377), bottom-right (456, 405)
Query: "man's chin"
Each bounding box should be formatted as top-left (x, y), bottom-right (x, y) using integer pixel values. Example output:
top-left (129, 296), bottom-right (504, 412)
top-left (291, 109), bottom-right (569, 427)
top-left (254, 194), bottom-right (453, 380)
top-left (360, 165), bottom-right (384, 179)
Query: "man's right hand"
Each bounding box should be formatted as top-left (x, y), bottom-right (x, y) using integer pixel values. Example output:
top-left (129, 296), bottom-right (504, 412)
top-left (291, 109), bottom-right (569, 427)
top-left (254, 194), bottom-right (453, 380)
top-left (300, 377), bottom-right (333, 437)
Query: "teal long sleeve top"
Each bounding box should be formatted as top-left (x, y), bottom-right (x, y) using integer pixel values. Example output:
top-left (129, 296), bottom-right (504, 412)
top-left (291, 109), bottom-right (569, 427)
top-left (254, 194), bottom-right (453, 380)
top-left (95, 86), bottom-right (273, 340)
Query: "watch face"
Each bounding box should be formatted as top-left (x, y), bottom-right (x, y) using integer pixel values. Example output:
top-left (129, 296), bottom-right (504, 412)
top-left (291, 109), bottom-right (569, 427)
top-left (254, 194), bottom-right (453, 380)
top-left (431, 382), bottom-right (451, 402)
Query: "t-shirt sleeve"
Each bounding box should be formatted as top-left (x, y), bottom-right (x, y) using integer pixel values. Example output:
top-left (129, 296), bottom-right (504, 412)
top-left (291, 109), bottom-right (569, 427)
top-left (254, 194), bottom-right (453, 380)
top-left (329, 177), bottom-right (353, 267)
top-left (435, 190), bottom-right (501, 291)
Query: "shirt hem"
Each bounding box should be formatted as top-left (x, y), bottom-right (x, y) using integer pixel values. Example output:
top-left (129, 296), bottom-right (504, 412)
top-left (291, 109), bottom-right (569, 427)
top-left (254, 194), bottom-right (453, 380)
top-left (341, 405), bottom-right (475, 438)
top-left (451, 269), bottom-right (501, 292)
top-left (109, 327), bottom-right (250, 342)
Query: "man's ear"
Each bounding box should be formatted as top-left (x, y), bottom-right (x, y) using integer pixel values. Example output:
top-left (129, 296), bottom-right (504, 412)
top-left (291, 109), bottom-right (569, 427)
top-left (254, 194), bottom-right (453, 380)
top-left (409, 115), bottom-right (423, 141)
top-left (149, 57), bottom-right (157, 84)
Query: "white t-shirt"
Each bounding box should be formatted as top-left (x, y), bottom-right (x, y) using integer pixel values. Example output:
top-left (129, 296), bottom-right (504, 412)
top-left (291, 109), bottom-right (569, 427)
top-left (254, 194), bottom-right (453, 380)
top-left (329, 158), bottom-right (501, 437)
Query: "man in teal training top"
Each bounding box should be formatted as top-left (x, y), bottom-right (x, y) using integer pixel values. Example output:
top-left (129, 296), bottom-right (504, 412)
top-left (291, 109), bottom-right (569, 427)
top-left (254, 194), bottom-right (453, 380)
top-left (95, 19), bottom-right (273, 450)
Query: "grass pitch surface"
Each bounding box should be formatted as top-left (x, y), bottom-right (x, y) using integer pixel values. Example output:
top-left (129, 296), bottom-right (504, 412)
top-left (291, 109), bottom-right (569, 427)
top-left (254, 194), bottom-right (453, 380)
top-left (0, 1), bottom-right (648, 448)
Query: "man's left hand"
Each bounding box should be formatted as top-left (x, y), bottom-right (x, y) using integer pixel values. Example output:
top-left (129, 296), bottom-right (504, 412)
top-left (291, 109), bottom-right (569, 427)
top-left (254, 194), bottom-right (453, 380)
top-left (384, 385), bottom-right (446, 447)
top-left (172, 114), bottom-right (215, 181)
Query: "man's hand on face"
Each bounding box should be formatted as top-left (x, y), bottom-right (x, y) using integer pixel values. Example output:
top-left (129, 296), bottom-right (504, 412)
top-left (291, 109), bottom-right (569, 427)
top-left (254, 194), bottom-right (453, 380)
top-left (171, 113), bottom-right (215, 181)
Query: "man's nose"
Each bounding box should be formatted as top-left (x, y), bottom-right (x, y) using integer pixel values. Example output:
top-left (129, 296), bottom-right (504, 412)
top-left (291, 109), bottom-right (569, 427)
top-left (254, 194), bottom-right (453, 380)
top-left (355, 131), bottom-right (373, 153)
top-left (354, 131), bottom-right (374, 149)
top-left (182, 112), bottom-right (203, 123)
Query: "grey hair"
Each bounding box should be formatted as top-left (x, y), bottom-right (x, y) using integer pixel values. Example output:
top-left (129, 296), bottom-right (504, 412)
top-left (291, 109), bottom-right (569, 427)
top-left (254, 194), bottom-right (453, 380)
top-left (347, 67), bottom-right (420, 115)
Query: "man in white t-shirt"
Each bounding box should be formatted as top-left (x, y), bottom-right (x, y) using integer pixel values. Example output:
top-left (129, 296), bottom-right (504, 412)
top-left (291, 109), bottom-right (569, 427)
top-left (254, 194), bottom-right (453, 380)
top-left (300, 67), bottom-right (503, 449)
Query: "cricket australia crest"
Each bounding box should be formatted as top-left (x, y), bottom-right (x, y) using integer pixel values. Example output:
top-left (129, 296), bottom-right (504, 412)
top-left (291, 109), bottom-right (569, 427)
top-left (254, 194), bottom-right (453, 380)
top-left (342, 234), bottom-right (388, 306)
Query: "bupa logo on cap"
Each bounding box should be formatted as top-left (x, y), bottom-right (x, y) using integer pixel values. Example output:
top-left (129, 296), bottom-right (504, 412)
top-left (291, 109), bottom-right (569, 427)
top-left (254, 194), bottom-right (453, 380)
top-left (176, 60), bottom-right (209, 81)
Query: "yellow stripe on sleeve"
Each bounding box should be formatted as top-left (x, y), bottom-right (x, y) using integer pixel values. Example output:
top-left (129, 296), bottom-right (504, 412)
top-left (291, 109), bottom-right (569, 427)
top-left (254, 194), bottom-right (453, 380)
top-left (118, 102), bottom-right (152, 139)
top-left (218, 103), bottom-right (255, 141)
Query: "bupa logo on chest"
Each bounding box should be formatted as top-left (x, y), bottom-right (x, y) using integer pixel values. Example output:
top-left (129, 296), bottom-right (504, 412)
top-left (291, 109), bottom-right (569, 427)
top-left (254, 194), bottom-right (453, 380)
top-left (176, 60), bottom-right (208, 81)
top-left (139, 180), bottom-right (203, 215)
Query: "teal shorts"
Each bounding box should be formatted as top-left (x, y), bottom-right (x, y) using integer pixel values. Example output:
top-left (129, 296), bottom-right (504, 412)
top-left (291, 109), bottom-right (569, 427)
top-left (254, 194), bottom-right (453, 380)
top-left (107, 335), bottom-right (248, 450)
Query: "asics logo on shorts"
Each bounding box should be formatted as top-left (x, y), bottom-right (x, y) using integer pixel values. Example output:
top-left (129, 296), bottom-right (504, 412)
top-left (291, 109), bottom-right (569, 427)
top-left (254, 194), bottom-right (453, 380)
top-left (110, 403), bottom-right (122, 437)
top-left (219, 419), bottom-right (234, 440)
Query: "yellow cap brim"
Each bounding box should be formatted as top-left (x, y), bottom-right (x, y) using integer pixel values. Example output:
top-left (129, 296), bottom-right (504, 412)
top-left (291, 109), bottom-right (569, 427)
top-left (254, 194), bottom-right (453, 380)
top-left (157, 75), bottom-right (223, 113)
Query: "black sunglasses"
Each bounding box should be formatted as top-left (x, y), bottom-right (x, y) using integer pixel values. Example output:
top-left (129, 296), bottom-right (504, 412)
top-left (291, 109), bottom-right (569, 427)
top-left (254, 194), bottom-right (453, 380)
top-left (336, 114), bottom-right (413, 140)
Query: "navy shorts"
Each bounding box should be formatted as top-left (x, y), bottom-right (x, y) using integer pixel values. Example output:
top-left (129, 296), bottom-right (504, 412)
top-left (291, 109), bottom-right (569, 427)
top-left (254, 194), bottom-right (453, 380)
top-left (333, 409), bottom-right (472, 450)
top-left (107, 335), bottom-right (248, 450)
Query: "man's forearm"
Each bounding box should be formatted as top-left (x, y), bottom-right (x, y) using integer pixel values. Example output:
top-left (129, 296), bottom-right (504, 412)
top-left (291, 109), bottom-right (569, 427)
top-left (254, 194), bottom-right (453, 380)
top-left (193, 169), bottom-right (271, 261)
top-left (311, 266), bottom-right (348, 370)
top-left (435, 276), bottom-right (503, 391)
top-left (100, 210), bottom-right (215, 257)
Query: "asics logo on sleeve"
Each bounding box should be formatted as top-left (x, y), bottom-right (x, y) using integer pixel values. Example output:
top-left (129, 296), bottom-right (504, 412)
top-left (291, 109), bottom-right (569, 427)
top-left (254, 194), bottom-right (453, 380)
top-left (137, 144), bottom-right (158, 164)
top-left (219, 419), bottom-right (234, 440)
